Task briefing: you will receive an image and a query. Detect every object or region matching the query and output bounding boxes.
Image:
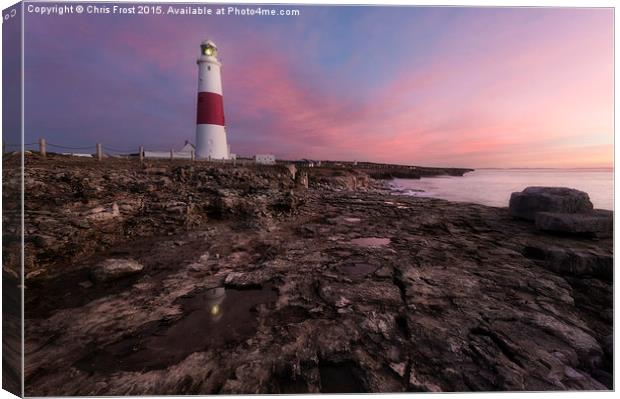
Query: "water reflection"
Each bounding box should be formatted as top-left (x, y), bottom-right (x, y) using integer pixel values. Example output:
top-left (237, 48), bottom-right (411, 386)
top-left (74, 284), bottom-right (277, 372)
top-left (202, 286), bottom-right (225, 322)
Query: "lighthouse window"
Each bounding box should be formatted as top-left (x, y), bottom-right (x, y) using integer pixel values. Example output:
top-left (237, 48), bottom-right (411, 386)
top-left (208, 66), bottom-right (211, 71)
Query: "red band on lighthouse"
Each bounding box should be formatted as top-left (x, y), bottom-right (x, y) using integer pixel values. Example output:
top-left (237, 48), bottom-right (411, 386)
top-left (196, 92), bottom-right (225, 126)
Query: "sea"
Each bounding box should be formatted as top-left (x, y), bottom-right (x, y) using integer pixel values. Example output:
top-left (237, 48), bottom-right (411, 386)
top-left (391, 168), bottom-right (614, 211)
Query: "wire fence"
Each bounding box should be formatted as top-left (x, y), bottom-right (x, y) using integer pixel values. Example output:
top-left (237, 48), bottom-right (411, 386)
top-left (0, 139), bottom-right (316, 171)
top-left (47, 143), bottom-right (96, 151)
top-left (1, 138), bottom-right (240, 164)
top-left (102, 145), bottom-right (138, 154)
top-left (4, 142), bottom-right (38, 148)
top-left (6, 142), bottom-right (135, 155)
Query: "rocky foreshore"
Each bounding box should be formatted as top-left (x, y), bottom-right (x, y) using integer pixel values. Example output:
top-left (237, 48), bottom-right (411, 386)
top-left (2, 154), bottom-right (613, 394)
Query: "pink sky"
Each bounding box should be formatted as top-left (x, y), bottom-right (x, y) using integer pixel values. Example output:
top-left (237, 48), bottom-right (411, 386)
top-left (24, 6), bottom-right (613, 168)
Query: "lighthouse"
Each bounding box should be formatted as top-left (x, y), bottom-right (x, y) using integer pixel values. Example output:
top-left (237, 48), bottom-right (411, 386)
top-left (195, 40), bottom-right (229, 160)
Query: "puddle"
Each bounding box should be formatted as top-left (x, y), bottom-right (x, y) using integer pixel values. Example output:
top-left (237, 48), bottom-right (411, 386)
top-left (349, 237), bottom-right (391, 248)
top-left (343, 217), bottom-right (361, 223)
top-left (340, 263), bottom-right (377, 278)
top-left (74, 284), bottom-right (277, 372)
top-left (319, 361), bottom-right (366, 393)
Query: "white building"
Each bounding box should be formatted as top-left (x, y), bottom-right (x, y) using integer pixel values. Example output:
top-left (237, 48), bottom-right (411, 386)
top-left (255, 154), bottom-right (276, 165)
top-left (61, 153), bottom-right (93, 158)
top-left (144, 141), bottom-right (195, 159)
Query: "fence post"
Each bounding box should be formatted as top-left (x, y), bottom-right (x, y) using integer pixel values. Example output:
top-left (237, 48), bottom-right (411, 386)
top-left (96, 143), bottom-right (102, 161)
top-left (39, 138), bottom-right (46, 158)
top-left (191, 149), bottom-right (195, 162)
top-left (139, 146), bottom-right (144, 163)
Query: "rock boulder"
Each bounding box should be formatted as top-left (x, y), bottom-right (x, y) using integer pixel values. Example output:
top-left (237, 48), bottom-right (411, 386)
top-left (535, 210), bottom-right (613, 238)
top-left (509, 187), bottom-right (593, 221)
top-left (295, 171), bottom-right (309, 189)
top-left (91, 258), bottom-right (144, 283)
top-left (523, 245), bottom-right (612, 281)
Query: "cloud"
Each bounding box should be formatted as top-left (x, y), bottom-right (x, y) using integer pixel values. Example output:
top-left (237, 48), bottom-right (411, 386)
top-left (23, 7), bottom-right (613, 167)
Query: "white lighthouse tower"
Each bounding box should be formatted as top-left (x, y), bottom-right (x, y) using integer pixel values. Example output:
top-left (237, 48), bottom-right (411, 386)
top-left (195, 40), bottom-right (229, 160)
